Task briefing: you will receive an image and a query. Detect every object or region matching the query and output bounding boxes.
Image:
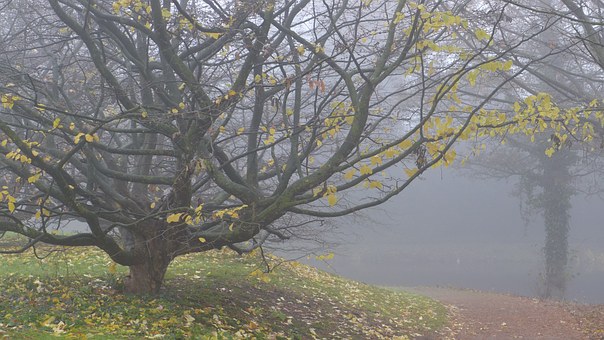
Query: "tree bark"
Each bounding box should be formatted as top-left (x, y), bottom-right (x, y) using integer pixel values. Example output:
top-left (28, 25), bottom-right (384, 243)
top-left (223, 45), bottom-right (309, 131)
top-left (124, 259), bottom-right (170, 295)
top-left (123, 230), bottom-right (172, 295)
top-left (541, 153), bottom-right (572, 300)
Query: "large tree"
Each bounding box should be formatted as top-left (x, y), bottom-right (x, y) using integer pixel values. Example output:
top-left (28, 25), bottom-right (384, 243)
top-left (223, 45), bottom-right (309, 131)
top-left (0, 0), bottom-right (591, 294)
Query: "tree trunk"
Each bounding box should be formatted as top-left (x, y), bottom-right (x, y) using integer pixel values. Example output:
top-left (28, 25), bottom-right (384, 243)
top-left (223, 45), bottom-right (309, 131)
top-left (541, 153), bottom-right (572, 300)
top-left (124, 259), bottom-right (170, 295)
top-left (123, 232), bottom-right (172, 295)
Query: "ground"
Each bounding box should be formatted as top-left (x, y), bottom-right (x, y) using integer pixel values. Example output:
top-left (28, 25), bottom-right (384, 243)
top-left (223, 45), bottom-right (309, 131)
top-left (1, 233), bottom-right (604, 339)
top-left (405, 287), bottom-right (604, 340)
top-left (0, 239), bottom-right (448, 339)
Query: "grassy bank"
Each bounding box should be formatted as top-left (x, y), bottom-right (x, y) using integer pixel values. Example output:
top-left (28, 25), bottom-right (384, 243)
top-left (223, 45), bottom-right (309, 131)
top-left (0, 234), bottom-right (448, 339)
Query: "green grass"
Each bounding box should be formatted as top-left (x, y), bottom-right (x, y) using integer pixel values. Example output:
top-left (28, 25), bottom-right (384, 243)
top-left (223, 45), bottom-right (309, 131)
top-left (0, 233), bottom-right (449, 339)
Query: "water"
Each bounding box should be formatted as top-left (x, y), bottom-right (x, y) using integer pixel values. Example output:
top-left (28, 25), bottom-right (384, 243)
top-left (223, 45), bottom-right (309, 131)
top-left (304, 169), bottom-right (604, 304)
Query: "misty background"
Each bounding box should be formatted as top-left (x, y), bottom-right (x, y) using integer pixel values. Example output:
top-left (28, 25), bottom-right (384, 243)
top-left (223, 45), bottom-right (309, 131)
top-left (301, 166), bottom-right (604, 304)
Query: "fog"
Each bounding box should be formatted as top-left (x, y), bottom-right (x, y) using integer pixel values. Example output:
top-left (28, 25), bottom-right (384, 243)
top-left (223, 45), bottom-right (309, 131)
top-left (304, 168), bottom-right (604, 304)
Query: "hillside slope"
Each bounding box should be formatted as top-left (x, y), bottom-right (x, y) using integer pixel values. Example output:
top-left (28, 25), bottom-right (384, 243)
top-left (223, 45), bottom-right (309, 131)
top-left (0, 238), bottom-right (449, 339)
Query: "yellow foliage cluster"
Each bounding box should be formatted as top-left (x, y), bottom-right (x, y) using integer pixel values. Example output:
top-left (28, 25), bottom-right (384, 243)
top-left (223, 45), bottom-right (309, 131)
top-left (1, 94), bottom-right (20, 109)
top-left (112, 0), bottom-right (150, 15)
top-left (74, 133), bottom-right (99, 144)
top-left (0, 186), bottom-right (17, 213)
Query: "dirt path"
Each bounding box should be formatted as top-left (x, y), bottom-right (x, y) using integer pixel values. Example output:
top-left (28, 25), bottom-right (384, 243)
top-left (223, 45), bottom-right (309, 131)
top-left (407, 287), bottom-right (591, 339)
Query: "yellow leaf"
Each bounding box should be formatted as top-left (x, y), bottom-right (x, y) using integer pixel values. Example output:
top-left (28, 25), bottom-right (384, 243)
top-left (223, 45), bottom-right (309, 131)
top-left (198, 237), bottom-right (206, 243)
top-left (545, 147), bottom-right (555, 157)
top-left (161, 8), bottom-right (171, 20)
top-left (8, 201), bottom-right (15, 213)
top-left (74, 133), bottom-right (85, 144)
top-left (326, 193), bottom-right (337, 206)
top-left (370, 155), bottom-right (383, 166)
top-left (263, 135), bottom-right (275, 145)
top-left (85, 134), bottom-right (94, 143)
top-left (369, 181), bottom-right (383, 189)
top-left (343, 169), bottom-right (356, 180)
top-left (503, 60), bottom-right (513, 71)
top-left (28, 173), bottom-right (41, 184)
top-left (296, 45), bottom-right (305, 55)
top-left (53, 118), bottom-right (61, 129)
top-left (475, 28), bottom-right (490, 41)
top-left (384, 148), bottom-right (398, 159)
top-left (166, 213), bottom-right (184, 223)
top-left (359, 164), bottom-right (373, 175)
top-left (206, 32), bottom-right (222, 39)
top-left (178, 102), bottom-right (185, 110)
top-left (404, 168), bottom-right (418, 178)
top-left (254, 74), bottom-right (262, 83)
top-left (1, 94), bottom-right (19, 109)
top-left (237, 127), bottom-right (245, 135)
top-left (150, 202), bottom-right (156, 209)
top-left (398, 139), bottom-right (413, 149)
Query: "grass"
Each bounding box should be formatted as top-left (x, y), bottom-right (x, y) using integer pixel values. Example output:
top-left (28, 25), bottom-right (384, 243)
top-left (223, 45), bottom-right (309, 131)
top-left (0, 233), bottom-right (449, 339)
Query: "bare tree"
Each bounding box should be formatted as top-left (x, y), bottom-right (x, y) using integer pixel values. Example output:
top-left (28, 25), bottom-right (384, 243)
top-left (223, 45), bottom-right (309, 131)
top-left (0, 0), bottom-right (547, 294)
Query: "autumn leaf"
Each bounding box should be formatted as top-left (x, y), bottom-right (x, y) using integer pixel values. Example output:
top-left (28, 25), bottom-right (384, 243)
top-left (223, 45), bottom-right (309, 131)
top-left (28, 172), bottom-right (42, 184)
top-left (167, 213), bottom-right (184, 223)
top-left (326, 193), bottom-right (338, 206)
top-left (370, 155), bottom-right (383, 166)
top-left (206, 32), bottom-right (222, 40)
top-left (369, 180), bottom-right (383, 189)
top-left (343, 169), bottom-right (356, 180)
top-left (404, 168), bottom-right (418, 178)
top-left (359, 164), bottom-right (373, 175)
top-left (474, 28), bottom-right (490, 41)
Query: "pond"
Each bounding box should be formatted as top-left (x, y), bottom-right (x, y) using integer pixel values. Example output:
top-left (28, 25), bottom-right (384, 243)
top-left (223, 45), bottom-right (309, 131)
top-left (305, 169), bottom-right (604, 304)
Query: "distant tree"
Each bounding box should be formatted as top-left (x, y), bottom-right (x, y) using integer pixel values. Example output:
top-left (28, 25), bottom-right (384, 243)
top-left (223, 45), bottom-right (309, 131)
top-left (0, 0), bottom-right (601, 294)
top-left (457, 0), bottom-right (604, 299)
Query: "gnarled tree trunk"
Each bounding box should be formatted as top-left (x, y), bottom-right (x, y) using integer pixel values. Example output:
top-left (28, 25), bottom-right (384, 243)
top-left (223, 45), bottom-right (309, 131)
top-left (123, 228), bottom-right (173, 295)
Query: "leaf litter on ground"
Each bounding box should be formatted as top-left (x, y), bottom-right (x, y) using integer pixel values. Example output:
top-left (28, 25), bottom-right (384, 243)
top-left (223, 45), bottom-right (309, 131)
top-left (0, 234), bottom-right (450, 339)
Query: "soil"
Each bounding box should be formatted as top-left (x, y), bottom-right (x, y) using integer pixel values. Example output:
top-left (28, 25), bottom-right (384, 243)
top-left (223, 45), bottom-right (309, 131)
top-left (407, 287), bottom-right (604, 340)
